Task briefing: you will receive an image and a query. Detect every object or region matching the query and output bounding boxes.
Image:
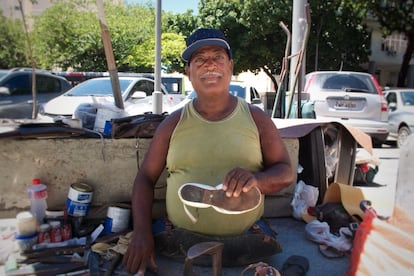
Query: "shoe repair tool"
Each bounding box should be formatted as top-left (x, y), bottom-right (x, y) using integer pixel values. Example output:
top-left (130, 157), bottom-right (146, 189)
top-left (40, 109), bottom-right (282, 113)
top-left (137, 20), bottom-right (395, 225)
top-left (183, 241), bottom-right (224, 276)
top-left (22, 245), bottom-right (86, 259)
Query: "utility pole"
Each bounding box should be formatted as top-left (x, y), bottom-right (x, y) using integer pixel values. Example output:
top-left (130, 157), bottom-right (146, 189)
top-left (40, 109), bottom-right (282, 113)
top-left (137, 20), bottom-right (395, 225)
top-left (153, 0), bottom-right (163, 114)
top-left (287, 0), bottom-right (308, 118)
top-left (154, 0), bottom-right (162, 93)
top-left (18, 0), bottom-right (37, 119)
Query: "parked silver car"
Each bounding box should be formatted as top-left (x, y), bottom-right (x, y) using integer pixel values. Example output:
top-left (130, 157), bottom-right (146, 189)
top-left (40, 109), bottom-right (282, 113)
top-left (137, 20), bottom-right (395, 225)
top-left (384, 88), bottom-right (414, 147)
top-left (302, 71), bottom-right (389, 147)
top-left (0, 69), bottom-right (72, 119)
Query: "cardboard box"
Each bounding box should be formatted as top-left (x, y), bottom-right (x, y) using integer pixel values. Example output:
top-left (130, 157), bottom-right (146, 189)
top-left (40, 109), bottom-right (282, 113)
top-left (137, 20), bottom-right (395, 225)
top-left (263, 119), bottom-right (372, 217)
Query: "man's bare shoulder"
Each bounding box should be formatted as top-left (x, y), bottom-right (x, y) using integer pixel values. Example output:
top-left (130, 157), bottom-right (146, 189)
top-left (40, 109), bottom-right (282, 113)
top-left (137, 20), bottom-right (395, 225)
top-left (155, 109), bottom-right (182, 136)
top-left (248, 105), bottom-right (273, 124)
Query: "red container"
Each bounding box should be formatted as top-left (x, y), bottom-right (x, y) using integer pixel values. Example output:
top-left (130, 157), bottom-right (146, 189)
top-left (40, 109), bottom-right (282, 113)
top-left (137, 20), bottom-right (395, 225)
top-left (38, 223), bottom-right (51, 244)
top-left (62, 223), bottom-right (72, 241)
top-left (49, 221), bottom-right (62, 243)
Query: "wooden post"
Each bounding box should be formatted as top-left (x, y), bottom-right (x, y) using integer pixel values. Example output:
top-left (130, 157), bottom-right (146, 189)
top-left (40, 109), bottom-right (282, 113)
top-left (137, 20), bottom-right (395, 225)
top-left (96, 0), bottom-right (124, 110)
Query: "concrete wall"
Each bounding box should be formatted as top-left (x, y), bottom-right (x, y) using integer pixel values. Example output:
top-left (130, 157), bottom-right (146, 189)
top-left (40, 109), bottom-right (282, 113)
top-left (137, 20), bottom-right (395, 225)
top-left (0, 137), bottom-right (299, 219)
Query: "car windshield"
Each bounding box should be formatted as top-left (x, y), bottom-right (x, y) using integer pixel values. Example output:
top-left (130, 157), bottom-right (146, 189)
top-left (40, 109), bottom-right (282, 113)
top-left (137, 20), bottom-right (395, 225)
top-left (0, 71), bottom-right (9, 80)
top-left (307, 73), bottom-right (377, 94)
top-left (229, 84), bottom-right (246, 98)
top-left (401, 91), bottom-right (414, 106)
top-left (187, 85), bottom-right (247, 100)
top-left (65, 79), bottom-right (133, 96)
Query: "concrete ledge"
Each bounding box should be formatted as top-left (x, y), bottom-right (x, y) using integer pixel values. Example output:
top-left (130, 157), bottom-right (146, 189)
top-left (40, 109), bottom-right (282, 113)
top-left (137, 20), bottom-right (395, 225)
top-left (0, 137), bottom-right (299, 219)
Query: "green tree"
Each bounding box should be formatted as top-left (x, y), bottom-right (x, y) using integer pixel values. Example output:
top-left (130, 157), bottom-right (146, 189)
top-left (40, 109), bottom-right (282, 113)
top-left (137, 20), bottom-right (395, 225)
top-left (197, 0), bottom-right (291, 89)
top-left (31, 1), bottom-right (102, 70)
top-left (31, 1), bottom-right (186, 72)
top-left (197, 0), bottom-right (370, 91)
top-left (163, 10), bottom-right (199, 38)
top-left (124, 32), bottom-right (185, 72)
top-left (341, 0), bottom-right (414, 87)
top-left (308, 0), bottom-right (370, 72)
top-left (0, 9), bottom-right (28, 68)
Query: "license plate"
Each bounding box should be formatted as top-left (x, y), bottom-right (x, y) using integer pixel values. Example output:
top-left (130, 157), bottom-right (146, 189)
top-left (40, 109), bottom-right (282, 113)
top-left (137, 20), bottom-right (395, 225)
top-left (334, 100), bottom-right (356, 109)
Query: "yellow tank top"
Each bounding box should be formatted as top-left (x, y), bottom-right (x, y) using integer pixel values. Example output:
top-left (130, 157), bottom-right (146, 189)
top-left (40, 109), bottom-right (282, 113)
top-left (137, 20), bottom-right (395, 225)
top-left (166, 97), bottom-right (264, 236)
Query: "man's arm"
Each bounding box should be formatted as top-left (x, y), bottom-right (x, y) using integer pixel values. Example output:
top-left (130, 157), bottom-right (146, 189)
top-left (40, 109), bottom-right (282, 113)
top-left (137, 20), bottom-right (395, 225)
top-left (251, 106), bottom-right (294, 194)
top-left (123, 112), bottom-right (181, 274)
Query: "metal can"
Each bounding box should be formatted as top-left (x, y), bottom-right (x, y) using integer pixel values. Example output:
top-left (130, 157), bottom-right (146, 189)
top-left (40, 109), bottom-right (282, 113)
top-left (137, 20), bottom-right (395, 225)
top-left (66, 183), bottom-right (93, 217)
top-left (104, 206), bottom-right (131, 234)
top-left (38, 223), bottom-right (51, 244)
top-left (50, 221), bottom-right (62, 243)
top-left (62, 223), bottom-right (72, 241)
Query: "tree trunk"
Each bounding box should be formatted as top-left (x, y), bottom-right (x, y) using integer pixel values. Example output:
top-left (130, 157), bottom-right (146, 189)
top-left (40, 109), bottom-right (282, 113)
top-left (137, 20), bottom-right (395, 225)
top-left (398, 29), bottom-right (414, 87)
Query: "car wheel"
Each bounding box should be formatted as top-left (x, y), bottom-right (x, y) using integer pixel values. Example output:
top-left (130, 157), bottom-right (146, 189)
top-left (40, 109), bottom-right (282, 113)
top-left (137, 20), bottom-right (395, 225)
top-left (397, 126), bottom-right (411, 148)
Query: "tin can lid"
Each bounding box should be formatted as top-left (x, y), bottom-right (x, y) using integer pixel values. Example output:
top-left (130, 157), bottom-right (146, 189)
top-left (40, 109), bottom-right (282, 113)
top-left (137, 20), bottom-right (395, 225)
top-left (49, 220), bottom-right (61, 228)
top-left (39, 223), bottom-right (51, 231)
top-left (45, 209), bottom-right (65, 218)
top-left (71, 182), bottom-right (93, 192)
top-left (16, 211), bottom-right (35, 220)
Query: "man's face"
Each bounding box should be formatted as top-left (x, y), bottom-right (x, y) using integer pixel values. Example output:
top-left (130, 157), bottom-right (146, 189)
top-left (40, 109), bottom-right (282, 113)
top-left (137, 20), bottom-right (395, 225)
top-left (185, 45), bottom-right (233, 96)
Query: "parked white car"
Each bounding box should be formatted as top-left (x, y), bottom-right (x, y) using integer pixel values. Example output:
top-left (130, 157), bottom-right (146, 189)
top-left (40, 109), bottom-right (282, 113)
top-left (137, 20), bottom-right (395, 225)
top-left (384, 88), bottom-right (414, 147)
top-left (38, 76), bottom-right (175, 121)
top-left (167, 81), bottom-right (264, 113)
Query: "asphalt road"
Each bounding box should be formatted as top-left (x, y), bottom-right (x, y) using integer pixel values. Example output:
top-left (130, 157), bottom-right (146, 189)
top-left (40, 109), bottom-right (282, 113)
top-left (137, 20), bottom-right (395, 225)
top-left (371, 143), bottom-right (400, 187)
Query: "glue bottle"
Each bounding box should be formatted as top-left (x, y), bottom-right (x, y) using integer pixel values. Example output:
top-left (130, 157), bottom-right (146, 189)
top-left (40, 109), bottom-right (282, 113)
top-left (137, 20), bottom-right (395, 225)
top-left (27, 178), bottom-right (48, 224)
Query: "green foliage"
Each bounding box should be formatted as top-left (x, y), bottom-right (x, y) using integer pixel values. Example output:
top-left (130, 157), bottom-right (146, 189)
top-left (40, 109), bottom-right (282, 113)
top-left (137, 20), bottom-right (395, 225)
top-left (197, 0), bottom-right (292, 77)
top-left (0, 10), bottom-right (29, 68)
top-left (30, 1), bottom-right (186, 72)
top-left (31, 2), bottom-right (101, 70)
top-left (1, 0), bottom-right (395, 84)
top-left (197, 0), bottom-right (370, 86)
top-left (163, 10), bottom-right (199, 38)
top-left (341, 0), bottom-right (414, 86)
top-left (341, 0), bottom-right (414, 35)
top-left (307, 0), bottom-right (370, 72)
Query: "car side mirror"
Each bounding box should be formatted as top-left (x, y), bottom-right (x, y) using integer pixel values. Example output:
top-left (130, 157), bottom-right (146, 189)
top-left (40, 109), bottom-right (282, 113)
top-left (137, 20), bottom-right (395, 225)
top-left (388, 102), bottom-right (397, 111)
top-left (0, 87), bottom-right (10, 95)
top-left (251, 98), bottom-right (262, 104)
top-left (131, 91), bottom-right (147, 99)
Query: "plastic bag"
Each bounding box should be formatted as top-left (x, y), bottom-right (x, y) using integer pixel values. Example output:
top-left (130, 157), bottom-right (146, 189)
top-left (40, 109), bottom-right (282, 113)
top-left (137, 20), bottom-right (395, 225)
top-left (291, 180), bottom-right (319, 220)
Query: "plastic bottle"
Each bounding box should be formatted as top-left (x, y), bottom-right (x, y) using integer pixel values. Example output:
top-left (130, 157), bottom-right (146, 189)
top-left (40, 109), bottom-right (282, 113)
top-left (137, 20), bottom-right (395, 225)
top-left (27, 178), bottom-right (48, 225)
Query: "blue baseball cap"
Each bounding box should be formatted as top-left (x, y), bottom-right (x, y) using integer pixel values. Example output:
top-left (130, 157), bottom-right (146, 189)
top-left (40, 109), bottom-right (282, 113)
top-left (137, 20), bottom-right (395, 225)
top-left (181, 28), bottom-right (232, 63)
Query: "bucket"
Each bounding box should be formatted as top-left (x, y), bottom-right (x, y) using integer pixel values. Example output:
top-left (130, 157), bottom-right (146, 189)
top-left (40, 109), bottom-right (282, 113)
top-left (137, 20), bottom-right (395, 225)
top-left (66, 183), bottom-right (93, 217)
top-left (104, 206), bottom-right (131, 233)
top-left (94, 108), bottom-right (123, 133)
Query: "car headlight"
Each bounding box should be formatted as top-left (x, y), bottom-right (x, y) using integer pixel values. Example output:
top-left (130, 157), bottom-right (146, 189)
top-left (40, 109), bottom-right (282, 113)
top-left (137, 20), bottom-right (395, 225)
top-left (38, 104), bottom-right (45, 115)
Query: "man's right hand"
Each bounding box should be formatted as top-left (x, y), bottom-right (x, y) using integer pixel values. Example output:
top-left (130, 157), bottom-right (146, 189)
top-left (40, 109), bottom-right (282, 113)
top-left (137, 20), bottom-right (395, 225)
top-left (122, 231), bottom-right (158, 275)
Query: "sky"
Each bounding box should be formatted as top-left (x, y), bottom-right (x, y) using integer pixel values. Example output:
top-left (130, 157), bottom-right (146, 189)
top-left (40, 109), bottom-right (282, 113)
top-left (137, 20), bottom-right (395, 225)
top-left (126, 0), bottom-right (199, 14)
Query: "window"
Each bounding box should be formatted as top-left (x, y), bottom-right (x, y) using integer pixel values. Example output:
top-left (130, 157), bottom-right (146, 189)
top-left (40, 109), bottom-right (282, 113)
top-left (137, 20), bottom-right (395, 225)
top-left (4, 75), bottom-right (31, 95)
top-left (37, 75), bottom-right (61, 94)
top-left (386, 92), bottom-right (397, 104)
top-left (132, 80), bottom-right (154, 96)
top-left (382, 33), bottom-right (407, 55)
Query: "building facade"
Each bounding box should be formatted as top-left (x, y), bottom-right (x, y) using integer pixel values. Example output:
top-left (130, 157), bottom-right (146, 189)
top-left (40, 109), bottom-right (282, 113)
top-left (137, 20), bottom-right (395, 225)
top-left (363, 16), bottom-right (414, 88)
